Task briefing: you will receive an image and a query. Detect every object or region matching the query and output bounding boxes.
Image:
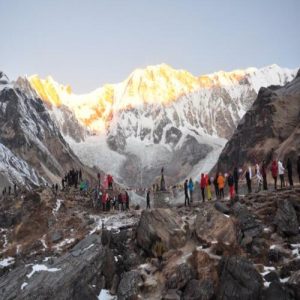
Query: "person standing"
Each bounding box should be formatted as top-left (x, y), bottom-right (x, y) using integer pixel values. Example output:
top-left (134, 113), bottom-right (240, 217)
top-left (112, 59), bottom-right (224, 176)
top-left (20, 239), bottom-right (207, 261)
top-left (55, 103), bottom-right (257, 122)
top-left (217, 172), bottom-right (225, 199)
top-left (245, 166), bottom-right (252, 194)
top-left (255, 164), bottom-right (263, 192)
top-left (206, 175), bottom-right (212, 201)
top-left (261, 160), bottom-right (268, 190)
top-left (233, 167), bottom-right (239, 195)
top-left (213, 174), bottom-right (219, 200)
top-left (188, 178), bottom-right (194, 203)
top-left (200, 174), bottom-right (206, 202)
top-left (184, 179), bottom-right (190, 206)
top-left (298, 156), bottom-right (300, 184)
top-left (286, 158), bottom-right (293, 187)
top-left (227, 173), bottom-right (235, 200)
top-left (271, 159), bottom-right (278, 190)
top-left (278, 160), bottom-right (285, 189)
top-left (146, 190), bottom-right (151, 209)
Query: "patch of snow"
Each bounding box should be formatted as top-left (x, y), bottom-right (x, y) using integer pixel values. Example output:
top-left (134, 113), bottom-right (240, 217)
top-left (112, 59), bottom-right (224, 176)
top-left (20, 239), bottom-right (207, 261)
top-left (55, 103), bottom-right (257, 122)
top-left (83, 244), bottom-right (94, 252)
top-left (43, 257), bottom-right (52, 262)
top-left (21, 282), bottom-right (28, 290)
top-left (98, 289), bottom-right (116, 300)
top-left (0, 257), bottom-right (15, 267)
top-left (40, 235), bottom-right (48, 249)
top-left (53, 199), bottom-right (63, 215)
top-left (27, 264), bottom-right (61, 278)
top-left (53, 238), bottom-right (75, 251)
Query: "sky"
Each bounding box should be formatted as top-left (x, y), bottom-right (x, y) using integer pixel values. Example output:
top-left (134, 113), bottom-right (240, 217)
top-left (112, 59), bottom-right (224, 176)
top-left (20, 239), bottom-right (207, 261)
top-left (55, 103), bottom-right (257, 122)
top-left (0, 0), bottom-right (299, 93)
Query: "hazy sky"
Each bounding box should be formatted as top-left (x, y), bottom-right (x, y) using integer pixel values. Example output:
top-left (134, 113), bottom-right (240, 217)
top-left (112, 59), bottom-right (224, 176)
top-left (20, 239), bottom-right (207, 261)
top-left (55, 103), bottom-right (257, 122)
top-left (1, 0), bottom-right (299, 93)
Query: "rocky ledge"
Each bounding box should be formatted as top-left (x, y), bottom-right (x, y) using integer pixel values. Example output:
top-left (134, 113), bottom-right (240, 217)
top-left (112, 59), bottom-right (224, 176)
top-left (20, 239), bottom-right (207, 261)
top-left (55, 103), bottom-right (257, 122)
top-left (0, 187), bottom-right (300, 299)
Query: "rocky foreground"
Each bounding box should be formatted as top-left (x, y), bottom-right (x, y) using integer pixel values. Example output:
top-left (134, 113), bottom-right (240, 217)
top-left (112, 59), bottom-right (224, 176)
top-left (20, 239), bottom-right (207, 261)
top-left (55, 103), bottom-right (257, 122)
top-left (0, 187), bottom-right (300, 299)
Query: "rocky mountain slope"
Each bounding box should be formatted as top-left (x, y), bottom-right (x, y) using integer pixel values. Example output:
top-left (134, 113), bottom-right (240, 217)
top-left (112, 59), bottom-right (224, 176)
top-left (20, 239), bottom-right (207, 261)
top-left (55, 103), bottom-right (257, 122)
top-left (0, 72), bottom-right (96, 189)
top-left (27, 64), bottom-right (297, 187)
top-left (1, 186), bottom-right (300, 299)
top-left (216, 68), bottom-right (300, 173)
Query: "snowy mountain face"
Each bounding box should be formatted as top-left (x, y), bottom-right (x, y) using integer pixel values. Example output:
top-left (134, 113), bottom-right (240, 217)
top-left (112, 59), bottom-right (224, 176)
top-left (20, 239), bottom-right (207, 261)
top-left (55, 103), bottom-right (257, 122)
top-left (0, 73), bottom-right (94, 188)
top-left (27, 64), bottom-right (297, 187)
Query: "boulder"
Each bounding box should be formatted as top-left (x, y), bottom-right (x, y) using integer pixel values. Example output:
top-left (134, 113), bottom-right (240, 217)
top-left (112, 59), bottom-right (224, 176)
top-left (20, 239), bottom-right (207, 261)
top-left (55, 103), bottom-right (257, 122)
top-left (274, 199), bottom-right (299, 237)
top-left (183, 279), bottom-right (214, 300)
top-left (232, 202), bottom-right (263, 241)
top-left (288, 270), bottom-right (300, 299)
top-left (166, 263), bottom-right (195, 290)
top-left (194, 206), bottom-right (236, 245)
top-left (136, 209), bottom-right (186, 254)
top-left (262, 281), bottom-right (295, 300)
top-left (187, 250), bottom-right (218, 283)
top-left (117, 271), bottom-right (142, 300)
top-left (217, 256), bottom-right (263, 300)
top-left (0, 234), bottom-right (106, 300)
top-left (51, 231), bottom-right (63, 243)
top-left (214, 202), bottom-right (230, 215)
top-left (163, 289), bottom-right (181, 300)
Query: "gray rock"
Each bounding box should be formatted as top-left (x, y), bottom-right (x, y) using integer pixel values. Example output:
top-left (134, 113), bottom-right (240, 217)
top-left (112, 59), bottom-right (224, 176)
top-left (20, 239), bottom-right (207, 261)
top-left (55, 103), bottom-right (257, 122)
top-left (166, 263), bottom-right (195, 290)
top-left (214, 201), bottom-right (230, 214)
top-left (0, 234), bottom-right (106, 300)
top-left (163, 289), bottom-right (181, 300)
top-left (51, 231), bottom-right (63, 243)
top-left (183, 279), bottom-right (214, 300)
top-left (274, 199), bottom-right (299, 237)
top-left (117, 271), bottom-right (142, 300)
top-left (262, 281), bottom-right (295, 300)
top-left (217, 256), bottom-right (263, 300)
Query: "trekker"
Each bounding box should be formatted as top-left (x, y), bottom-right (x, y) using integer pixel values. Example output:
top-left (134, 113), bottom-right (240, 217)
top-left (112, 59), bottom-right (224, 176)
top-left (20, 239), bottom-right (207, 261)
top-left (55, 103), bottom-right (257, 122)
top-left (121, 192), bottom-right (127, 211)
top-left (200, 174), bottom-right (206, 202)
top-left (146, 190), bottom-right (151, 209)
top-left (206, 175), bottom-right (212, 201)
top-left (233, 167), bottom-right (239, 195)
top-left (298, 156), bottom-right (300, 183)
top-left (278, 160), bottom-right (285, 189)
top-left (13, 183), bottom-right (17, 196)
top-left (188, 178), bottom-right (194, 203)
top-left (125, 191), bottom-right (130, 210)
top-left (184, 179), bottom-right (190, 206)
top-left (55, 183), bottom-right (58, 194)
top-left (213, 174), bottom-right (219, 200)
top-left (101, 192), bottom-right (107, 211)
top-left (118, 193), bottom-right (123, 211)
top-left (217, 172), bottom-right (225, 199)
top-left (8, 186), bottom-right (11, 196)
top-left (245, 166), bottom-right (252, 194)
top-left (286, 158), bottom-right (293, 187)
top-left (271, 160), bottom-right (278, 190)
top-left (255, 164), bottom-right (263, 192)
top-left (227, 173), bottom-right (234, 200)
top-left (261, 160), bottom-right (268, 190)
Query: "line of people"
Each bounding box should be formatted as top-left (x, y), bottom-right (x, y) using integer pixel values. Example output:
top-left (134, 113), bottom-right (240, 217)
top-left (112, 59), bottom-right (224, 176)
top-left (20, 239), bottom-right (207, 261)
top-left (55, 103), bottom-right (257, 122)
top-left (182, 156), bottom-right (300, 206)
top-left (92, 188), bottom-right (130, 212)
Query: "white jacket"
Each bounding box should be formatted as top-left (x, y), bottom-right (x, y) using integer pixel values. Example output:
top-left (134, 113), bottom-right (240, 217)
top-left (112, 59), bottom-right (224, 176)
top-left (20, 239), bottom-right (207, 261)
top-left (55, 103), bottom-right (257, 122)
top-left (278, 161), bottom-right (285, 175)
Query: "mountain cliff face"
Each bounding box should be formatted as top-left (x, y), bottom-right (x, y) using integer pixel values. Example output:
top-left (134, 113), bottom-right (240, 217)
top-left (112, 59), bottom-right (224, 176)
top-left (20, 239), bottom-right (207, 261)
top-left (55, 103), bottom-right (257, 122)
top-left (216, 69), bottom-right (300, 173)
top-left (0, 72), bottom-right (95, 188)
top-left (26, 64), bottom-right (297, 187)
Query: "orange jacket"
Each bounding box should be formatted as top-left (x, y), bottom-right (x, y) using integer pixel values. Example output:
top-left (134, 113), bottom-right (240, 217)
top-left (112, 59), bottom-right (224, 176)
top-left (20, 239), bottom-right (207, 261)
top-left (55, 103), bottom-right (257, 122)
top-left (217, 175), bottom-right (225, 189)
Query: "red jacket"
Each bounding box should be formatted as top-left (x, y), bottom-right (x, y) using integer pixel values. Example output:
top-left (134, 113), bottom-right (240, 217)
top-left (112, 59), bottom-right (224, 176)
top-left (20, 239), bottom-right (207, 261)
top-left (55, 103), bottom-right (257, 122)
top-left (271, 161), bottom-right (278, 178)
top-left (200, 176), bottom-right (206, 188)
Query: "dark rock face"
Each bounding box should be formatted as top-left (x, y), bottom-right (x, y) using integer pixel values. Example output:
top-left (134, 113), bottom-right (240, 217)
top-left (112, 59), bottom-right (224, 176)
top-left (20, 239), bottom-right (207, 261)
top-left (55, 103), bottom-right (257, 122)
top-left (214, 201), bottom-right (230, 215)
top-left (166, 263), bottom-right (195, 290)
top-left (0, 234), bottom-right (105, 300)
top-left (0, 76), bottom-right (96, 186)
top-left (274, 199), bottom-right (299, 237)
top-left (262, 282), bottom-right (295, 300)
top-left (215, 73), bottom-right (300, 174)
top-left (183, 279), bottom-right (215, 300)
top-left (117, 270), bottom-right (142, 300)
top-left (24, 191), bottom-right (41, 203)
top-left (232, 202), bottom-right (263, 243)
top-left (217, 256), bottom-right (263, 300)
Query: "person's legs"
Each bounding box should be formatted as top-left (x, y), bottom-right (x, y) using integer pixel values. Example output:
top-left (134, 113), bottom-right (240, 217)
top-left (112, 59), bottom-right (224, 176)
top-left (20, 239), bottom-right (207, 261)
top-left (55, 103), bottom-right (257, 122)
top-left (288, 173), bottom-right (293, 187)
top-left (274, 176), bottom-right (277, 190)
top-left (234, 181), bottom-right (238, 195)
top-left (201, 188), bottom-right (205, 202)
